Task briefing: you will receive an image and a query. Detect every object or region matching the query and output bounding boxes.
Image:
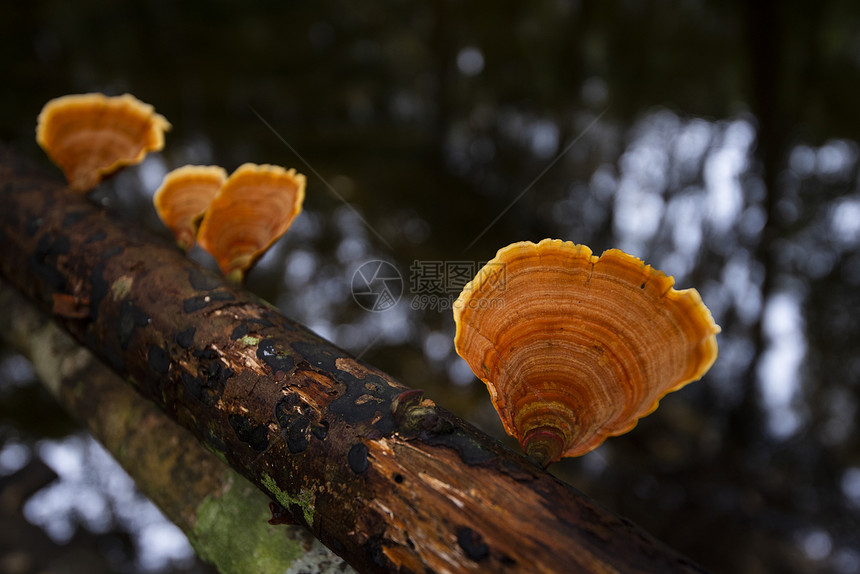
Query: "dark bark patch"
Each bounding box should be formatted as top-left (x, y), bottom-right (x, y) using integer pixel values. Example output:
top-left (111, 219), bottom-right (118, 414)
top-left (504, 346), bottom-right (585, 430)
top-left (118, 300), bottom-right (150, 350)
top-left (228, 414), bottom-right (269, 452)
top-left (275, 394), bottom-right (314, 453)
top-left (248, 317), bottom-right (274, 328)
top-left (210, 291), bottom-right (235, 302)
top-left (328, 371), bottom-right (398, 434)
top-left (275, 394), bottom-right (310, 427)
top-left (348, 442), bottom-right (369, 474)
top-left (28, 233), bottom-right (70, 292)
top-left (175, 327), bottom-right (196, 349)
top-left (423, 425), bottom-right (496, 466)
top-left (256, 339), bottom-right (294, 374)
top-left (183, 295), bottom-right (209, 313)
top-left (193, 347), bottom-right (218, 360)
top-left (147, 345), bottom-right (170, 374)
top-left (286, 416), bottom-right (310, 453)
top-left (181, 351), bottom-right (232, 405)
top-left (290, 341), bottom-right (348, 372)
top-left (311, 420), bottom-right (329, 440)
top-left (182, 291), bottom-right (235, 313)
top-left (27, 255), bottom-right (66, 292)
top-left (181, 371), bottom-right (206, 402)
top-left (187, 267), bottom-right (221, 291)
top-left (365, 537), bottom-right (390, 569)
top-left (230, 324), bottom-right (249, 340)
top-left (457, 527), bottom-right (490, 561)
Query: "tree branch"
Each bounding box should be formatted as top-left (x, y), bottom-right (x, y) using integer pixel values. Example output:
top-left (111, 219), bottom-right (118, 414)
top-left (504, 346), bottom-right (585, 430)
top-left (0, 280), bottom-right (353, 574)
top-left (0, 144), bottom-right (706, 573)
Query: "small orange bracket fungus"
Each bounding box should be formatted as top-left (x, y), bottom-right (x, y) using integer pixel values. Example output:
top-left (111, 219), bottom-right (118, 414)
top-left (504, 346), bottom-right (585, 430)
top-left (36, 93), bottom-right (172, 192)
top-left (453, 238), bottom-right (720, 467)
top-left (197, 163), bottom-right (306, 283)
top-left (153, 165), bottom-right (227, 251)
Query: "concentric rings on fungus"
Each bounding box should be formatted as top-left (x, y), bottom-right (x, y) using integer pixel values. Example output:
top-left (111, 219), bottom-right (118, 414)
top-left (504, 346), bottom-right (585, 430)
top-left (453, 239), bottom-right (720, 467)
top-left (197, 163), bottom-right (306, 282)
top-left (36, 93), bottom-right (171, 192)
top-left (154, 165), bottom-right (227, 251)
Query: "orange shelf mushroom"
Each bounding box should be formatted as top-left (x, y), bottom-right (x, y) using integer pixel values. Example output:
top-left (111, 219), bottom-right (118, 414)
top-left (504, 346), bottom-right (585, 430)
top-left (36, 93), bottom-right (171, 192)
top-left (453, 239), bottom-right (720, 467)
top-left (154, 165), bottom-right (227, 251)
top-left (197, 163), bottom-right (306, 283)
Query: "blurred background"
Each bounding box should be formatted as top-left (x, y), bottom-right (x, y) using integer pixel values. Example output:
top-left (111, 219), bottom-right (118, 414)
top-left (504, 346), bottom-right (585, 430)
top-left (2, 1), bottom-right (860, 572)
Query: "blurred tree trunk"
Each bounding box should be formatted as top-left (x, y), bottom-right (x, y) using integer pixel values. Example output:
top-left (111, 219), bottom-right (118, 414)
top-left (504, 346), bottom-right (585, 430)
top-left (737, 0), bottom-right (790, 440)
top-left (0, 144), bottom-right (707, 574)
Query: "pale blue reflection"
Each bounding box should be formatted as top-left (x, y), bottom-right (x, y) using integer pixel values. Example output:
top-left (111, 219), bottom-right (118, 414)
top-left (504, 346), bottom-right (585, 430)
top-left (137, 155), bottom-right (169, 198)
top-left (704, 120), bottom-right (753, 234)
top-left (0, 440), bottom-right (31, 476)
top-left (830, 197), bottom-right (860, 247)
top-left (816, 139), bottom-right (859, 182)
top-left (800, 529), bottom-right (833, 562)
top-left (757, 291), bottom-right (807, 439)
top-left (842, 467), bottom-right (860, 508)
top-left (720, 250), bottom-right (763, 325)
top-left (422, 331), bottom-right (452, 363)
top-left (447, 357), bottom-right (476, 385)
top-left (456, 46), bottom-right (484, 77)
top-left (284, 249), bottom-right (318, 288)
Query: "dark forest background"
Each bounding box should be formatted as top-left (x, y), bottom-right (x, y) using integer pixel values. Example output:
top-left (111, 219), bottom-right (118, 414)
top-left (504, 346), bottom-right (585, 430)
top-left (1, 1), bottom-right (860, 573)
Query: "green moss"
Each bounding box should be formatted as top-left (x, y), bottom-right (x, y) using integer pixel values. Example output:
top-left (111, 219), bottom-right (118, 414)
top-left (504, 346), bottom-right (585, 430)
top-left (190, 472), bottom-right (304, 574)
top-left (240, 335), bottom-right (261, 346)
top-left (261, 473), bottom-right (315, 526)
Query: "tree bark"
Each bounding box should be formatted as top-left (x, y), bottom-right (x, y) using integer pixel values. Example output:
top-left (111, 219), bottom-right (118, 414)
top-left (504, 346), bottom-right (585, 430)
top-left (0, 144), bottom-right (707, 574)
top-left (0, 279), bottom-right (353, 574)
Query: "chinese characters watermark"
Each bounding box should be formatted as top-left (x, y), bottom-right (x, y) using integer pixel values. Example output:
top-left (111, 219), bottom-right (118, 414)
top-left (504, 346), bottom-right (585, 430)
top-left (351, 259), bottom-right (506, 312)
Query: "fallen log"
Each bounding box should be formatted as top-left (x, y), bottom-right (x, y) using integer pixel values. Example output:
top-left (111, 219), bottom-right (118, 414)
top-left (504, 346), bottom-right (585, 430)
top-left (0, 144), bottom-right (706, 573)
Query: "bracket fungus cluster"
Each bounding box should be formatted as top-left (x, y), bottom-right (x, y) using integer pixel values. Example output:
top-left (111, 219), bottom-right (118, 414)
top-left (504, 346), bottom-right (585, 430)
top-left (36, 93), bottom-right (171, 192)
top-left (35, 92), bottom-right (306, 283)
top-left (155, 163), bottom-right (306, 282)
top-left (453, 239), bottom-right (720, 467)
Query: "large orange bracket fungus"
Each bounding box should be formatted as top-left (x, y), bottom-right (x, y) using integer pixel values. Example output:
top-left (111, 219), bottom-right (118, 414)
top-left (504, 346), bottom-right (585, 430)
top-left (453, 238), bottom-right (720, 467)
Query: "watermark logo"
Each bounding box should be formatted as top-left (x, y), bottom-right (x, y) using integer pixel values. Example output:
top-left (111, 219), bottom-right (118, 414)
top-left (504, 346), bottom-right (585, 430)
top-left (351, 259), bottom-right (507, 312)
top-left (408, 260), bottom-right (506, 311)
top-left (351, 261), bottom-right (404, 312)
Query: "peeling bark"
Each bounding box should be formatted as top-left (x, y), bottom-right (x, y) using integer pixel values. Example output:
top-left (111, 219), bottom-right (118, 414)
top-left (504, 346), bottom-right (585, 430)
top-left (0, 144), bottom-right (707, 574)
